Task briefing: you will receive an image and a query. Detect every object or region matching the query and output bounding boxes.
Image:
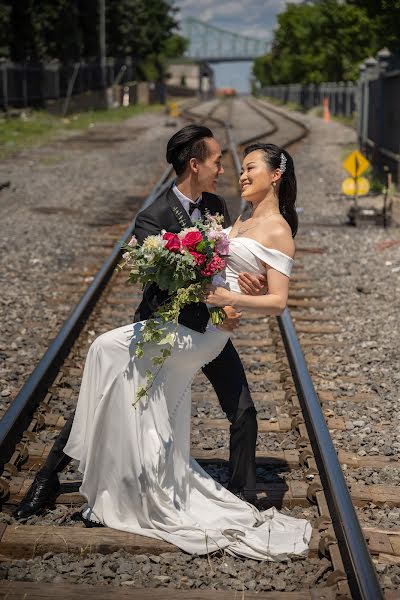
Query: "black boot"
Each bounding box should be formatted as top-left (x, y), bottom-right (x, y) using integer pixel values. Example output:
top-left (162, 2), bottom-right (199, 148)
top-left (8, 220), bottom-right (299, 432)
top-left (228, 486), bottom-right (258, 506)
top-left (13, 471), bottom-right (60, 520)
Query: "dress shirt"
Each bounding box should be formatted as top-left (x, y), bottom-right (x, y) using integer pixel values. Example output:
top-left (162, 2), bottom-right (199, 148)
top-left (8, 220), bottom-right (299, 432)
top-left (172, 183), bottom-right (202, 223)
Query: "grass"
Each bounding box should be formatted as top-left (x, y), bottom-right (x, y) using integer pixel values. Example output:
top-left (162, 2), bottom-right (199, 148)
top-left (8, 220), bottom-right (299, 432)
top-left (0, 103), bottom-right (163, 159)
top-left (312, 105), bottom-right (356, 128)
top-left (257, 96), bottom-right (306, 113)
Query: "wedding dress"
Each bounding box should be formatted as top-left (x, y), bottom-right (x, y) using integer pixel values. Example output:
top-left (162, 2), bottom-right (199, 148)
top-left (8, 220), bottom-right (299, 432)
top-left (64, 229), bottom-right (312, 560)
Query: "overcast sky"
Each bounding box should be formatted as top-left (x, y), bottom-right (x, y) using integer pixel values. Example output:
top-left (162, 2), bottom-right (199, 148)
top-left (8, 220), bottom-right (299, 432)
top-left (171, 1), bottom-right (301, 92)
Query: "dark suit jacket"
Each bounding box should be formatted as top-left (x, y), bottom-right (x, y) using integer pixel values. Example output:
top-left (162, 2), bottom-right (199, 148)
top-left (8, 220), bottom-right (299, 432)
top-left (133, 185), bottom-right (231, 333)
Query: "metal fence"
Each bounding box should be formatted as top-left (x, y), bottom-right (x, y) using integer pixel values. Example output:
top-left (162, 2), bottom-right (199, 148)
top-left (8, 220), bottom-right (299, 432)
top-left (358, 50), bottom-right (400, 184)
top-left (259, 82), bottom-right (356, 119)
top-left (259, 50), bottom-right (400, 183)
top-left (0, 57), bottom-right (136, 110)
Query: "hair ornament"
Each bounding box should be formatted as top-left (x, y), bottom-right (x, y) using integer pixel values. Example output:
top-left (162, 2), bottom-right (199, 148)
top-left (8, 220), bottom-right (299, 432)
top-left (279, 152), bottom-right (287, 174)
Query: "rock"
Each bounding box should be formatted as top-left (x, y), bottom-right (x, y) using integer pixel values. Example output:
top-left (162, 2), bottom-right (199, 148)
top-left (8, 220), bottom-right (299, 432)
top-left (273, 576), bottom-right (286, 591)
top-left (153, 575), bottom-right (171, 584)
top-left (42, 552), bottom-right (54, 561)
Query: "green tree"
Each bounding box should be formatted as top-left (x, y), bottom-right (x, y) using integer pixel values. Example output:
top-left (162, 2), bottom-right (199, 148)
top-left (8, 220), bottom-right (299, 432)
top-left (0, 1), bottom-right (11, 58)
top-left (8, 0), bottom-right (83, 61)
top-left (254, 0), bottom-right (377, 86)
top-left (348, 0), bottom-right (400, 53)
top-left (2, 0), bottom-right (185, 72)
top-left (106, 0), bottom-right (185, 79)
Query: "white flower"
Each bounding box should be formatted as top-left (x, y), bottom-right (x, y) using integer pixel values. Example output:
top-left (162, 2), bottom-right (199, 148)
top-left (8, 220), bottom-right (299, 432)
top-left (178, 226), bottom-right (199, 239)
top-left (142, 235), bottom-right (164, 253)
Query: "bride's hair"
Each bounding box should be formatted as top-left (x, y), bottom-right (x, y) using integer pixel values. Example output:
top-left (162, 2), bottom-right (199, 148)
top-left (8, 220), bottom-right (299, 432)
top-left (243, 143), bottom-right (298, 238)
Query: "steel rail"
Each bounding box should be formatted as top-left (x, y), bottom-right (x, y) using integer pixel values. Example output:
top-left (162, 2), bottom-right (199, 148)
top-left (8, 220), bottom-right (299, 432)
top-left (277, 310), bottom-right (383, 600)
top-left (0, 170), bottom-right (174, 467)
top-left (0, 96), bottom-right (383, 599)
top-left (226, 105), bottom-right (383, 600)
top-left (0, 98), bottom-right (222, 466)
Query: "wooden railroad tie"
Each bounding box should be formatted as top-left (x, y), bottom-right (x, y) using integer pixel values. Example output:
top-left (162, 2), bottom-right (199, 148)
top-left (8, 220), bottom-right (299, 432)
top-left (0, 580), bottom-right (350, 600)
top-left (5, 477), bottom-right (400, 510)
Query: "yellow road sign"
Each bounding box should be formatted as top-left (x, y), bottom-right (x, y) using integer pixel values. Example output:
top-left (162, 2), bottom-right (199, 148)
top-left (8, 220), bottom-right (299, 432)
top-left (342, 150), bottom-right (370, 178)
top-left (341, 176), bottom-right (370, 196)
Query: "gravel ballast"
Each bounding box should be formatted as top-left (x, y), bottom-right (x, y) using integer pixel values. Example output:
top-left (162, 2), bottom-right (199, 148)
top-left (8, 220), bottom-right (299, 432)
top-left (1, 98), bottom-right (399, 592)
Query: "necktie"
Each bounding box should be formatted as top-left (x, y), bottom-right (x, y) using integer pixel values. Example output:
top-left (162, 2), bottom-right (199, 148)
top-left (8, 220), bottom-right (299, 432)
top-left (188, 198), bottom-right (205, 217)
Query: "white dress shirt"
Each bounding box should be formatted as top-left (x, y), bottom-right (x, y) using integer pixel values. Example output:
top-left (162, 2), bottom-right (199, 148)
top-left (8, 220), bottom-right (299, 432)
top-left (172, 183), bottom-right (202, 223)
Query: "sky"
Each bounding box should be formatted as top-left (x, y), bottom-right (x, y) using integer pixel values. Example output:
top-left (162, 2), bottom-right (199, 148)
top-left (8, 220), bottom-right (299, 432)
top-left (172, 1), bottom-right (302, 93)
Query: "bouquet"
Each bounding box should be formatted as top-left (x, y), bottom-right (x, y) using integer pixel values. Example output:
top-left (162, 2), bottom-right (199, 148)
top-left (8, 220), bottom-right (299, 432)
top-left (117, 211), bottom-right (230, 404)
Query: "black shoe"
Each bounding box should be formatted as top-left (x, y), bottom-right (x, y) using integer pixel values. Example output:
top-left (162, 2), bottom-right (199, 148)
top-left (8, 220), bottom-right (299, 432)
top-left (80, 514), bottom-right (105, 528)
top-left (13, 472), bottom-right (60, 520)
top-left (228, 487), bottom-right (258, 506)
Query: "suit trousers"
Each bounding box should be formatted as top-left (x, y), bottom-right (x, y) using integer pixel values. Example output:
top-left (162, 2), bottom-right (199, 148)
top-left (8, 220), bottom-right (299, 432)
top-left (42, 339), bottom-right (257, 494)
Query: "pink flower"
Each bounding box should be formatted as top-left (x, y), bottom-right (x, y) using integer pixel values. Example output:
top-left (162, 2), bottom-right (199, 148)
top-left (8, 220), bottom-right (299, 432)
top-left (189, 251), bottom-right (207, 266)
top-left (128, 235), bottom-right (138, 247)
top-left (181, 230), bottom-right (203, 251)
top-left (201, 255), bottom-right (225, 277)
top-left (215, 234), bottom-right (230, 256)
top-left (163, 232), bottom-right (181, 253)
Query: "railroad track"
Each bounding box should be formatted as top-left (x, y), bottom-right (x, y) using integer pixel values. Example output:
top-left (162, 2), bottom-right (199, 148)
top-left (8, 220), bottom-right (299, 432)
top-left (0, 97), bottom-right (388, 599)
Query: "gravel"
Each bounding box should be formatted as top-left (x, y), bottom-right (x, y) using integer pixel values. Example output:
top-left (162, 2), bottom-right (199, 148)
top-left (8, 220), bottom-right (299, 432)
top-left (0, 549), bottom-right (333, 591)
top-left (1, 97), bottom-right (400, 591)
top-left (0, 108), bottom-right (179, 416)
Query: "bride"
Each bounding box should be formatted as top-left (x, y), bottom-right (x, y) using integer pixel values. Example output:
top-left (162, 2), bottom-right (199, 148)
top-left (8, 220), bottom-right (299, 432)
top-left (64, 142), bottom-right (312, 561)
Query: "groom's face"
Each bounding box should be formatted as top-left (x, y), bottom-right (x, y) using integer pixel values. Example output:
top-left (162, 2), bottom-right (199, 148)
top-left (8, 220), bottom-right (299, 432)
top-left (197, 138), bottom-right (224, 193)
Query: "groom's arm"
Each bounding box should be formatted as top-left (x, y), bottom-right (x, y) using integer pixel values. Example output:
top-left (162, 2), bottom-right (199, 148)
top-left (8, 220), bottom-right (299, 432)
top-left (133, 209), bottom-right (162, 244)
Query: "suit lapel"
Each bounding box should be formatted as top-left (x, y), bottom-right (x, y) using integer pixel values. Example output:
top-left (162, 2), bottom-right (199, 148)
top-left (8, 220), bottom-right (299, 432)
top-left (166, 187), bottom-right (193, 229)
top-left (202, 193), bottom-right (224, 221)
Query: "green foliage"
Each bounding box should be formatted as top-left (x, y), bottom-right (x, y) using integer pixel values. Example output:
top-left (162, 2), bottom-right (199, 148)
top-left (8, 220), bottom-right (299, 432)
top-left (1, 0), bottom-right (185, 73)
top-left (347, 0), bottom-right (400, 53)
top-left (0, 1), bottom-right (11, 58)
top-left (253, 0), bottom-right (388, 86)
top-left (118, 214), bottom-right (227, 404)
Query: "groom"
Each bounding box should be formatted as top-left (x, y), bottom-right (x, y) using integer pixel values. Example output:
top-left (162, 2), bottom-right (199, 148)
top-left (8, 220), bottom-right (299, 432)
top-left (14, 124), bottom-right (265, 520)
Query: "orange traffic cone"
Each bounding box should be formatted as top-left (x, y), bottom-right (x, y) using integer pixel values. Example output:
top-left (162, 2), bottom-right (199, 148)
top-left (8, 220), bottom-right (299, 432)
top-left (323, 97), bottom-right (330, 123)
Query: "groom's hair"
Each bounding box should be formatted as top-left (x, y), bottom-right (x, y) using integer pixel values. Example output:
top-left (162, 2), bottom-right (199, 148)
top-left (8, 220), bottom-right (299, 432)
top-left (166, 124), bottom-right (214, 175)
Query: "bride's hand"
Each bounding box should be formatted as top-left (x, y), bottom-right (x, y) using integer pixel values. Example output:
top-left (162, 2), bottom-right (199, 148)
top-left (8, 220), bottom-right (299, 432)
top-left (238, 272), bottom-right (267, 295)
top-left (205, 285), bottom-right (233, 307)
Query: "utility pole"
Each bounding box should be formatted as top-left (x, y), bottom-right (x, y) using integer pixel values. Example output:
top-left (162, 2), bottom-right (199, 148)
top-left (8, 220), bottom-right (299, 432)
top-left (99, 0), bottom-right (106, 89)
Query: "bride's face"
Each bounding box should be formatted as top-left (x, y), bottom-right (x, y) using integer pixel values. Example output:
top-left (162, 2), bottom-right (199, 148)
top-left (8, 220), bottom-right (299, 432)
top-left (239, 150), bottom-right (277, 203)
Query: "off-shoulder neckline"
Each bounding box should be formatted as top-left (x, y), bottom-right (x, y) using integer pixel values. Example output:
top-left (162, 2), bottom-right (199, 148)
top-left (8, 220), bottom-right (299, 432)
top-left (228, 234), bottom-right (294, 262)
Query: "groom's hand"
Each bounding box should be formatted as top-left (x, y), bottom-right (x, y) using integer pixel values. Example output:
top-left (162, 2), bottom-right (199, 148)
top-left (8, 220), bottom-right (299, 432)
top-left (218, 305), bottom-right (242, 331)
top-left (238, 272), bottom-right (267, 296)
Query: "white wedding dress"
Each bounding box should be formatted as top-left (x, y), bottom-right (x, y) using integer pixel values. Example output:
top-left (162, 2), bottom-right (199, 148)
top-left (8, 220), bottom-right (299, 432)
top-left (64, 230), bottom-right (312, 560)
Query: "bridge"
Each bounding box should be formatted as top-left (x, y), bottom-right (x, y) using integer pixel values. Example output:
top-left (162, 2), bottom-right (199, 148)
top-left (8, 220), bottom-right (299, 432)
top-left (181, 17), bottom-right (269, 63)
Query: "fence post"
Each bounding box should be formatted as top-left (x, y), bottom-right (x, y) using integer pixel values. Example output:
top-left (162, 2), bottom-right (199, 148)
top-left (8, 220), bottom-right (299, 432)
top-left (377, 48), bottom-right (391, 174)
top-left (0, 60), bottom-right (8, 112)
top-left (22, 63), bottom-right (28, 107)
top-left (361, 57), bottom-right (377, 155)
top-left (62, 62), bottom-right (81, 117)
top-left (357, 64), bottom-right (366, 147)
top-left (345, 82), bottom-right (353, 119)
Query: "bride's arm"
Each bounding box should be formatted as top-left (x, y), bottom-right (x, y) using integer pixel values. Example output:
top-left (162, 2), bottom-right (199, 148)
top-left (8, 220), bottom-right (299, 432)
top-left (206, 267), bottom-right (289, 316)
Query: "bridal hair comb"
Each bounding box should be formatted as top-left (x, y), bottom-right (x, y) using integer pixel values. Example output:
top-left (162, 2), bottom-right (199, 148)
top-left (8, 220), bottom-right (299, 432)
top-left (279, 153), bottom-right (287, 174)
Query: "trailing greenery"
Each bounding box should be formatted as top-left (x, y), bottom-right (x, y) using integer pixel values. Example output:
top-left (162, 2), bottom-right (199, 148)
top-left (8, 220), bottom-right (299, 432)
top-left (254, 0), bottom-right (399, 86)
top-left (0, 0), bottom-right (187, 80)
